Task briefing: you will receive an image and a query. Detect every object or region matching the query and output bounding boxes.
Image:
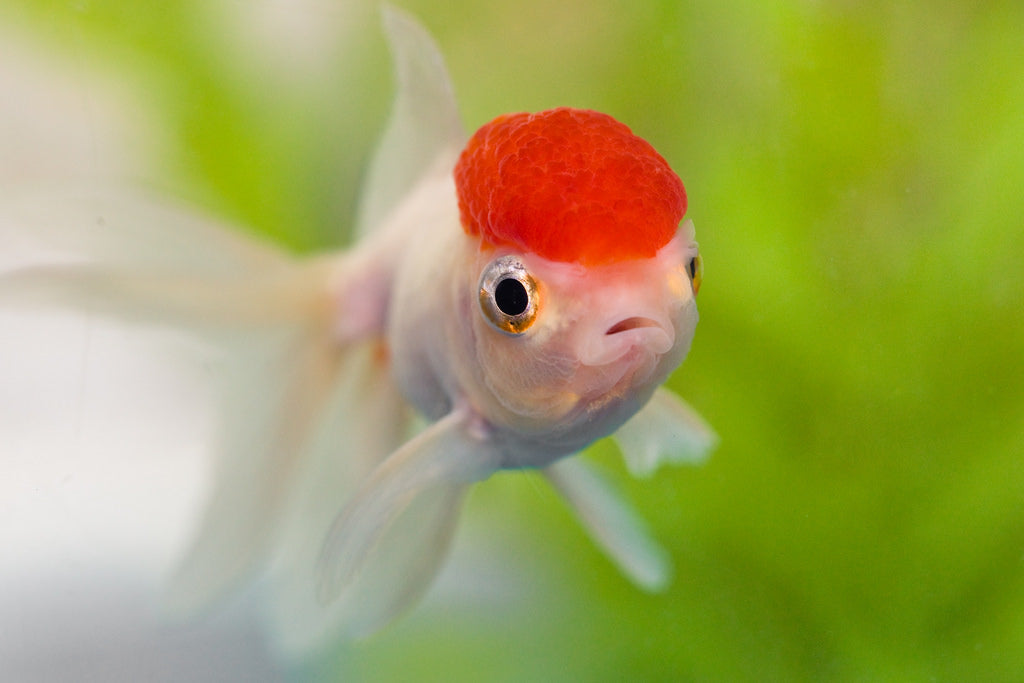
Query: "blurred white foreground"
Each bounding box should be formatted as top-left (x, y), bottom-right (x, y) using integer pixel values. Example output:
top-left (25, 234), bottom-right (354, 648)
top-left (0, 10), bottom-right (300, 681)
top-left (0, 309), bottom-right (284, 681)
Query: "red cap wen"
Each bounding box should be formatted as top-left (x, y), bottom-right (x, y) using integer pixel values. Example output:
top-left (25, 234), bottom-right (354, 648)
top-left (454, 107), bottom-right (686, 265)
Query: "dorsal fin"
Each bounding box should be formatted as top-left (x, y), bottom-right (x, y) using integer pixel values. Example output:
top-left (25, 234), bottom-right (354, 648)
top-left (353, 5), bottom-right (465, 239)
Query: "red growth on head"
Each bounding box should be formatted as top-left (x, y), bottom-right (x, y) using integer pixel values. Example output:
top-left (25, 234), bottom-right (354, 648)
top-left (454, 107), bottom-right (686, 265)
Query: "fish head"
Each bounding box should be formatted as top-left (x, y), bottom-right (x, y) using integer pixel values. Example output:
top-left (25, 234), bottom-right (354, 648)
top-left (454, 108), bottom-right (703, 459)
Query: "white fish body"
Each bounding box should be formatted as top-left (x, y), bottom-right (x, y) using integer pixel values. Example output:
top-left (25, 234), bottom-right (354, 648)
top-left (0, 7), bottom-right (715, 654)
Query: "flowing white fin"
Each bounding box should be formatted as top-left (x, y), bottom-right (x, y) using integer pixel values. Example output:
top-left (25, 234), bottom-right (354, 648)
top-left (0, 5), bottom-right (477, 652)
top-left (0, 261), bottom-right (333, 330)
top-left (353, 5), bottom-right (464, 238)
top-left (314, 410), bottom-right (499, 632)
top-left (294, 481), bottom-right (466, 645)
top-left (259, 11), bottom-right (474, 646)
top-left (0, 186), bottom-right (349, 615)
top-left (164, 328), bottom-right (342, 614)
top-left (546, 458), bottom-right (671, 592)
top-left (266, 341), bottom-right (412, 652)
top-left (614, 387), bottom-right (717, 479)
top-left (0, 185), bottom-right (285, 273)
top-left (0, 186), bottom-right (334, 329)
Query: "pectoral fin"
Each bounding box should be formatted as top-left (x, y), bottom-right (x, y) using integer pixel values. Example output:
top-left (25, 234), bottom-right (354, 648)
top-left (314, 410), bottom-right (498, 638)
top-left (546, 457), bottom-right (671, 592)
top-left (267, 341), bottom-right (411, 652)
top-left (614, 388), bottom-right (717, 478)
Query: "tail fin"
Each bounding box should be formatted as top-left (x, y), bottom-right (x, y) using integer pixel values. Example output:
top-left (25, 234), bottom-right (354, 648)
top-left (0, 184), bottom-right (285, 273)
top-left (163, 327), bottom-right (345, 614)
top-left (0, 186), bottom-right (349, 613)
top-left (0, 185), bottom-right (331, 328)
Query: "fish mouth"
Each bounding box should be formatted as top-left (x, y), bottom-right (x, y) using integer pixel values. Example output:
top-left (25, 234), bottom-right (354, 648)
top-left (579, 315), bottom-right (675, 368)
top-left (605, 316), bottom-right (663, 336)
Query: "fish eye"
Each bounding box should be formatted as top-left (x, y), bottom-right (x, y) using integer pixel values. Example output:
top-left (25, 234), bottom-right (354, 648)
top-left (687, 254), bottom-right (703, 295)
top-left (478, 255), bottom-right (540, 335)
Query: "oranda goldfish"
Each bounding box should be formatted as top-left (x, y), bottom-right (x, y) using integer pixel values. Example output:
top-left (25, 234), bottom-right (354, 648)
top-left (0, 7), bottom-right (715, 653)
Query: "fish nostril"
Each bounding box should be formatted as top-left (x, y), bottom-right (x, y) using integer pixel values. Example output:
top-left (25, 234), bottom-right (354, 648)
top-left (606, 317), bottom-right (660, 335)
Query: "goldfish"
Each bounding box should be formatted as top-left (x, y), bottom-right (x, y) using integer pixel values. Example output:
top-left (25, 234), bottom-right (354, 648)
top-left (0, 7), bottom-right (714, 654)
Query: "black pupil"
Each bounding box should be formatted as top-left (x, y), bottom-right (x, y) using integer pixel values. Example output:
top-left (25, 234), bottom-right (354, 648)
top-left (687, 257), bottom-right (697, 279)
top-left (494, 278), bottom-right (529, 316)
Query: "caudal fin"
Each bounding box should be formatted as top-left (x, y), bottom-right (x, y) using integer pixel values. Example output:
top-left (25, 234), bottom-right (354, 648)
top-left (0, 185), bottom-right (349, 616)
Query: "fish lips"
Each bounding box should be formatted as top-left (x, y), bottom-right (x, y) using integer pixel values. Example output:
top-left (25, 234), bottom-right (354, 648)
top-left (579, 314), bottom-right (676, 368)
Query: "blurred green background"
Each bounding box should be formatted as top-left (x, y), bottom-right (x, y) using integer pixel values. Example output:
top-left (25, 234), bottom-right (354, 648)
top-left (3, 0), bottom-right (1023, 680)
